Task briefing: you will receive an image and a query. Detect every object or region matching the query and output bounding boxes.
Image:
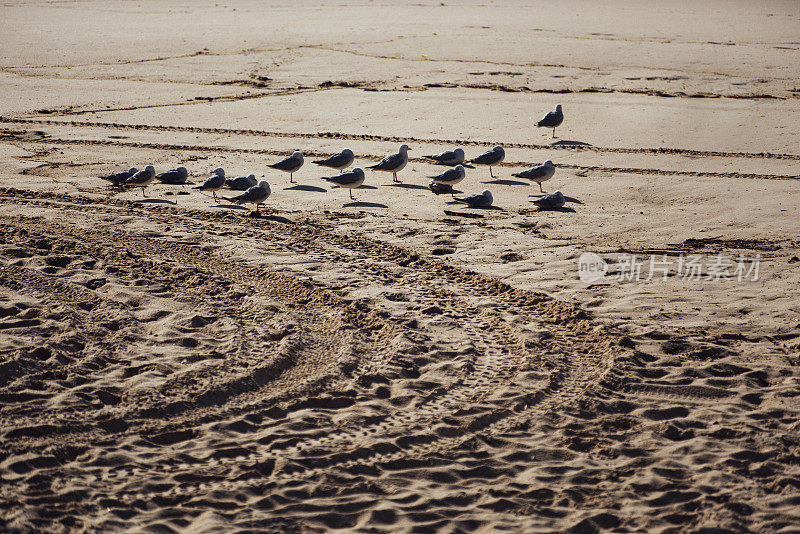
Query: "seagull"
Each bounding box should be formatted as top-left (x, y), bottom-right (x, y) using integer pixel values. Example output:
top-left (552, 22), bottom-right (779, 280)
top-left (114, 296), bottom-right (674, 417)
top-left (512, 160), bottom-right (556, 192)
top-left (367, 144), bottom-right (410, 182)
top-left (469, 146), bottom-right (505, 178)
top-left (532, 190), bottom-right (565, 210)
top-left (269, 151), bottom-right (304, 183)
top-left (424, 148), bottom-right (465, 166)
top-left (225, 174), bottom-right (257, 190)
top-left (124, 165), bottom-right (156, 197)
top-left (225, 180), bottom-right (271, 214)
top-left (155, 166), bottom-right (189, 185)
top-left (100, 167), bottom-right (137, 187)
top-left (313, 148), bottom-right (354, 173)
top-left (455, 189), bottom-right (493, 208)
top-left (194, 168), bottom-right (226, 201)
top-left (321, 167), bottom-right (365, 200)
top-left (428, 165), bottom-right (466, 197)
top-left (537, 104), bottom-right (563, 138)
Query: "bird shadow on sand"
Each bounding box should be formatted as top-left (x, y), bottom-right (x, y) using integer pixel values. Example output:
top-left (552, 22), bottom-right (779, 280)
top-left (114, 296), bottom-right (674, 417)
top-left (284, 184), bottom-right (326, 192)
top-left (534, 205), bottom-right (577, 213)
top-left (330, 185), bottom-right (377, 190)
top-left (343, 201), bottom-right (388, 208)
top-left (445, 200), bottom-right (503, 211)
top-left (551, 140), bottom-right (592, 147)
top-left (483, 179), bottom-right (529, 186)
top-left (384, 183), bottom-right (428, 190)
top-left (135, 198), bottom-right (177, 205)
top-left (248, 212), bottom-right (293, 223)
top-left (531, 193), bottom-right (583, 204)
top-left (217, 203), bottom-right (249, 210)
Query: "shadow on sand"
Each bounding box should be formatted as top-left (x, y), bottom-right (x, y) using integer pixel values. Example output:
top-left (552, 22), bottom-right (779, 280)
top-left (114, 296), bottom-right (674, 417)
top-left (343, 201), bottom-right (388, 209)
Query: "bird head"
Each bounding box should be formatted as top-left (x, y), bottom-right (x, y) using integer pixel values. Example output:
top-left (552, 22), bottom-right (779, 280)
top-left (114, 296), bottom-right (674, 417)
top-left (213, 167), bottom-right (225, 177)
top-left (399, 144), bottom-right (411, 153)
top-left (544, 160), bottom-right (554, 166)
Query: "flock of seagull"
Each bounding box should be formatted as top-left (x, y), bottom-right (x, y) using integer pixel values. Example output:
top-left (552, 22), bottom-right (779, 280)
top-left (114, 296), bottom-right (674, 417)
top-left (100, 104), bottom-right (567, 213)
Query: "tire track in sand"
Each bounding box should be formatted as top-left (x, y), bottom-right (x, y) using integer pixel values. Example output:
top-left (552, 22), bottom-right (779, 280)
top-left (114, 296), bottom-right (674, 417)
top-left (0, 189), bottom-right (619, 505)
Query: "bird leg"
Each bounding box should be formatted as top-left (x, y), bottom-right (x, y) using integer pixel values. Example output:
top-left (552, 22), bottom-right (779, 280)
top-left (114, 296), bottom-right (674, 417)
top-left (539, 183), bottom-right (543, 193)
top-left (393, 172), bottom-right (399, 182)
top-left (141, 187), bottom-right (146, 198)
top-left (290, 173), bottom-right (294, 183)
top-left (489, 167), bottom-right (495, 178)
top-left (349, 189), bottom-right (354, 200)
top-left (212, 191), bottom-right (217, 202)
top-left (552, 127), bottom-right (556, 138)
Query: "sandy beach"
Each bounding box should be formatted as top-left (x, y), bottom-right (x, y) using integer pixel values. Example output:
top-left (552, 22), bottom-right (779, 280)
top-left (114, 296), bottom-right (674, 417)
top-left (1, 1), bottom-right (799, 531)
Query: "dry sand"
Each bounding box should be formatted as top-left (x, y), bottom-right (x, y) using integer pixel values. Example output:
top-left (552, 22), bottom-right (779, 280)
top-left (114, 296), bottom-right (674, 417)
top-left (1, 1), bottom-right (799, 532)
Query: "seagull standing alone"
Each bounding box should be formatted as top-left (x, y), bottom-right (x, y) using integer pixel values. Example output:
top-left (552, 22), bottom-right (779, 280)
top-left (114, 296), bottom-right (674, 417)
top-left (424, 148), bottom-right (465, 166)
top-left (368, 144), bottom-right (411, 182)
top-left (537, 104), bottom-right (564, 138)
top-left (470, 146), bottom-right (505, 178)
top-left (512, 160), bottom-right (556, 192)
top-left (101, 167), bottom-right (138, 187)
top-left (124, 165), bottom-right (156, 197)
top-left (321, 167), bottom-right (365, 200)
top-left (225, 180), bottom-right (271, 214)
top-left (269, 151), bottom-right (304, 183)
top-left (194, 168), bottom-right (226, 201)
top-left (429, 164), bottom-right (466, 197)
top-left (313, 148), bottom-right (355, 173)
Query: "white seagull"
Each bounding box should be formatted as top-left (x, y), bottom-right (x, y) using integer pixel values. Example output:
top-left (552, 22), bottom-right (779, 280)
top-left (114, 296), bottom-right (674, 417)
top-left (469, 146), bottom-right (505, 178)
top-left (313, 148), bottom-right (355, 173)
top-left (537, 104), bottom-right (564, 138)
top-left (225, 180), bottom-right (271, 214)
top-left (321, 167), bottom-right (365, 200)
top-left (269, 151), bottom-right (304, 183)
top-left (367, 144), bottom-right (411, 182)
top-left (512, 160), bottom-right (556, 192)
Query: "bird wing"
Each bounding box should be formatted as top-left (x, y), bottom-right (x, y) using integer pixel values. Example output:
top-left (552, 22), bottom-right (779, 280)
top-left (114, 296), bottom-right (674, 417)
top-left (426, 150), bottom-right (454, 162)
top-left (235, 186), bottom-right (267, 204)
top-left (314, 152), bottom-right (348, 167)
top-left (156, 170), bottom-right (181, 183)
top-left (370, 152), bottom-right (403, 171)
top-left (200, 174), bottom-right (224, 189)
top-left (515, 166), bottom-right (547, 180)
top-left (471, 150), bottom-right (500, 165)
top-left (537, 110), bottom-right (562, 127)
top-left (324, 171), bottom-right (362, 187)
top-left (270, 156), bottom-right (301, 171)
top-left (126, 171), bottom-right (149, 185)
top-left (431, 167), bottom-right (459, 181)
